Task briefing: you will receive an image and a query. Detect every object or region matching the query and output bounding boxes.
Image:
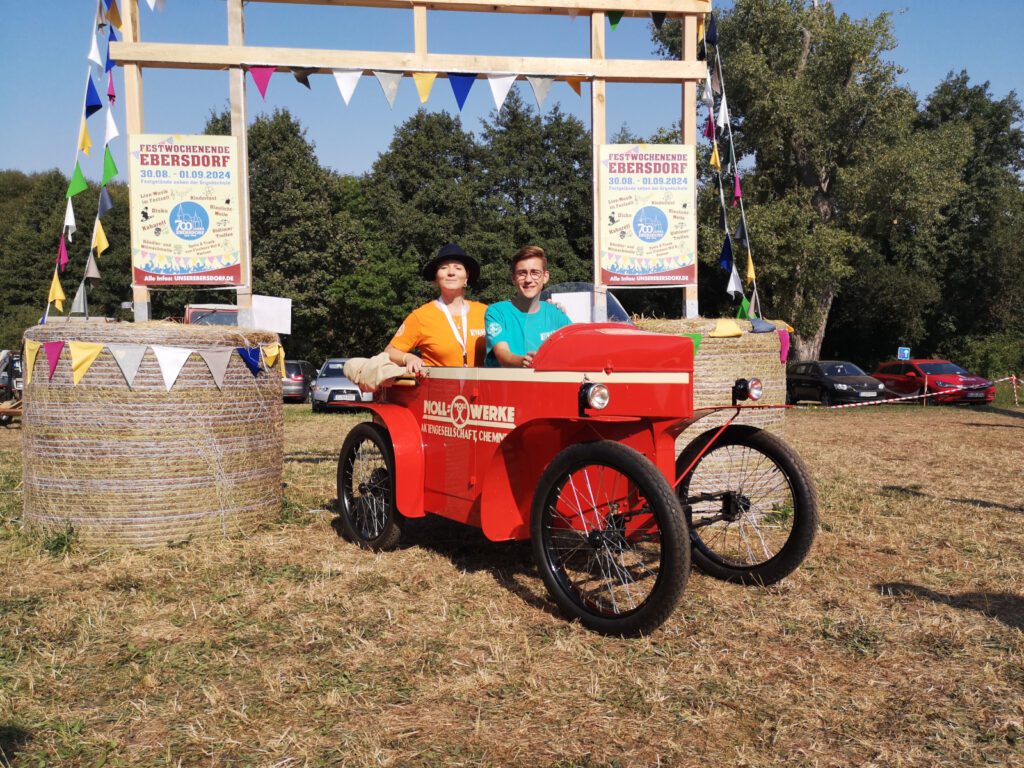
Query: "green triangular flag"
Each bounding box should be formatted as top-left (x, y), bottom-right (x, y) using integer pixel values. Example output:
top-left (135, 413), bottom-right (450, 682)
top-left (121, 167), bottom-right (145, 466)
top-left (66, 162), bottom-right (88, 198)
top-left (102, 146), bottom-right (119, 186)
top-left (608, 11), bottom-right (624, 30)
top-left (682, 332), bottom-right (702, 355)
top-left (737, 295), bottom-right (751, 320)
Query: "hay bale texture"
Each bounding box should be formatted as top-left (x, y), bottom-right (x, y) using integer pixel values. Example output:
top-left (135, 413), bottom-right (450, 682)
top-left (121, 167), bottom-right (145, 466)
top-left (635, 317), bottom-right (788, 443)
top-left (22, 320), bottom-right (283, 549)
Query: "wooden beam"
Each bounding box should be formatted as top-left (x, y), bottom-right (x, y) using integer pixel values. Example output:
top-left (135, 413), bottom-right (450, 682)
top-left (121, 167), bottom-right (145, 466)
top-left (590, 11), bottom-right (606, 311)
top-left (682, 12), bottom-right (699, 317)
top-left (122, 0), bottom-right (151, 321)
top-left (109, 41), bottom-right (707, 82)
top-left (228, 0), bottom-right (254, 323)
top-left (414, 5), bottom-right (428, 56)
top-left (245, 0), bottom-right (712, 16)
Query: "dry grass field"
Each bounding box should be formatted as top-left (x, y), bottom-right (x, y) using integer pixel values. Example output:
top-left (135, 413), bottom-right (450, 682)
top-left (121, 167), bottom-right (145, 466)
top-left (1, 396), bottom-right (1022, 767)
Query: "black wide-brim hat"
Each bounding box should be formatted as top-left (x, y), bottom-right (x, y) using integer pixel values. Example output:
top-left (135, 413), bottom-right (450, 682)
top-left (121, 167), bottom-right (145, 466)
top-left (421, 243), bottom-right (481, 285)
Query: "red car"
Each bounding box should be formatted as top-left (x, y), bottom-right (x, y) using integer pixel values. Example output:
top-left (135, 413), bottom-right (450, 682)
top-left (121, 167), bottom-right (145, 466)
top-left (872, 359), bottom-right (995, 404)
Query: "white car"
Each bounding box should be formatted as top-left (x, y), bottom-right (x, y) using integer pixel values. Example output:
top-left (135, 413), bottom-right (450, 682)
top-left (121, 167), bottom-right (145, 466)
top-left (311, 358), bottom-right (373, 412)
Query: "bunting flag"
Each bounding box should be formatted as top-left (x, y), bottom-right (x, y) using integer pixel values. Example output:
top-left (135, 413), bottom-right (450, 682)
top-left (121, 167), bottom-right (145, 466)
top-left (261, 342), bottom-right (285, 378)
top-left (85, 75), bottom-right (103, 117)
top-left (568, 9), bottom-right (578, 21)
top-left (92, 218), bottom-right (109, 255)
top-left (703, 115), bottom-right (715, 140)
top-left (652, 12), bottom-right (667, 30)
top-left (248, 66), bottom-right (275, 99)
top-left (448, 73), bottom-right (476, 111)
top-left (709, 142), bottom-right (721, 171)
top-left (48, 269), bottom-right (66, 312)
top-left (88, 32), bottom-right (103, 68)
top-left (750, 317), bottom-right (776, 333)
top-left (608, 12), bottom-right (624, 30)
top-left (107, 71), bottom-right (116, 103)
top-left (97, 186), bottom-right (114, 217)
top-left (746, 248), bottom-right (756, 284)
top-left (726, 264), bottom-right (743, 299)
top-left (711, 63), bottom-right (721, 94)
top-left (236, 347), bottom-right (262, 376)
top-left (778, 329), bottom-right (791, 364)
top-left (708, 318), bottom-right (742, 338)
top-left (373, 70), bottom-right (402, 108)
top-left (85, 253), bottom-right (102, 279)
top-left (106, 0), bottom-right (122, 30)
top-left (152, 345), bottom-right (192, 391)
top-left (698, 15), bottom-right (705, 45)
top-left (43, 341), bottom-right (65, 380)
top-left (107, 343), bottom-right (145, 387)
top-left (702, 71), bottom-right (715, 108)
top-left (57, 236), bottom-right (68, 272)
top-left (291, 67), bottom-right (316, 89)
top-left (199, 348), bottom-right (233, 389)
top-left (332, 69), bottom-right (361, 105)
top-left (718, 234), bottom-right (732, 271)
top-left (487, 74), bottom-right (516, 110)
top-left (682, 332), bottom-right (702, 354)
top-left (105, 24), bottom-right (117, 72)
top-left (413, 72), bottom-right (437, 103)
top-left (526, 76), bottom-right (553, 108)
top-left (733, 173), bottom-right (742, 207)
top-left (737, 295), bottom-right (751, 320)
top-left (706, 12), bottom-right (719, 46)
top-left (733, 219), bottom-right (748, 248)
top-left (69, 341), bottom-right (104, 383)
top-left (717, 93), bottom-right (729, 130)
top-left (144, 0), bottom-right (158, 10)
top-left (24, 340), bottom-right (40, 387)
top-left (102, 146), bottom-right (118, 185)
top-left (566, 77), bottom-right (584, 97)
top-left (104, 109), bottom-right (120, 145)
top-left (78, 118), bottom-right (93, 155)
top-left (63, 199), bottom-right (76, 240)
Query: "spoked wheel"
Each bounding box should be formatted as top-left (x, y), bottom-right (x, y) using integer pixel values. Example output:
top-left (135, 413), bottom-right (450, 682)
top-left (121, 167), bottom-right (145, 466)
top-left (675, 425), bottom-right (818, 586)
top-left (531, 441), bottom-right (688, 636)
top-left (336, 422), bottom-right (403, 550)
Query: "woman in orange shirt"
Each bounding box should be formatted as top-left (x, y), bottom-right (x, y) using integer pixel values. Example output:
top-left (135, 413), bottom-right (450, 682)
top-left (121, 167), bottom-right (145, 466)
top-left (385, 243), bottom-right (487, 373)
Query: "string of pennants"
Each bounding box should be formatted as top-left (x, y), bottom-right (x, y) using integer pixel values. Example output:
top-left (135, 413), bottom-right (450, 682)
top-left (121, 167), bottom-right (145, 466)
top-left (21, 340), bottom-right (284, 392)
top-left (699, 13), bottom-right (763, 321)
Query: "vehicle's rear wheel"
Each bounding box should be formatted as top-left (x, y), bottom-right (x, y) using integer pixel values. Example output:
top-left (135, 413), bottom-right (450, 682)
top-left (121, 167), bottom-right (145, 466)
top-left (531, 441), bottom-right (688, 636)
top-left (675, 426), bottom-right (818, 586)
top-left (820, 389), bottom-right (833, 407)
top-left (337, 422), bottom-right (403, 551)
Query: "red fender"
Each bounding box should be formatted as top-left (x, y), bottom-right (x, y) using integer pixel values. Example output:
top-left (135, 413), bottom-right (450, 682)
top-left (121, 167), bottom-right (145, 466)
top-left (363, 403), bottom-right (426, 518)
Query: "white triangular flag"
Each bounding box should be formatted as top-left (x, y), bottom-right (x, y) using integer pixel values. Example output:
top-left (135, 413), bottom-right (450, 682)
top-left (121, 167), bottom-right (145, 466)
top-left (717, 93), bottom-right (729, 130)
top-left (152, 345), bottom-right (192, 391)
top-left (487, 74), bottom-right (517, 111)
top-left (373, 70), bottom-right (402, 108)
top-left (105, 109), bottom-right (119, 145)
top-left (702, 71), bottom-right (715, 108)
top-left (727, 264), bottom-right (743, 299)
top-left (526, 76), bottom-right (553, 108)
top-left (145, 0), bottom-right (157, 9)
top-left (64, 199), bottom-right (76, 241)
top-left (568, 10), bottom-right (578, 21)
top-left (70, 280), bottom-right (88, 315)
top-left (84, 253), bottom-right (101, 280)
top-left (332, 69), bottom-right (361, 105)
top-left (199, 348), bottom-right (233, 389)
top-left (107, 344), bottom-right (146, 388)
top-left (88, 33), bottom-right (102, 69)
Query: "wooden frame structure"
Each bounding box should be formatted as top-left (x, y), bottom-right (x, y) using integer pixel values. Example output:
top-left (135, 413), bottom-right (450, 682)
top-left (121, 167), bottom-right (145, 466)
top-left (111, 0), bottom-right (710, 322)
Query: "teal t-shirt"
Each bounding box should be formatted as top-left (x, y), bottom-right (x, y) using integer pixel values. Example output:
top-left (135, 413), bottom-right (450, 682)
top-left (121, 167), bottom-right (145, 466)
top-left (485, 301), bottom-right (572, 367)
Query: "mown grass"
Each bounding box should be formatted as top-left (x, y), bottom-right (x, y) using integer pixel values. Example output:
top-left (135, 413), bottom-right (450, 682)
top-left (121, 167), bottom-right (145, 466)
top-left (1, 394), bottom-right (1022, 767)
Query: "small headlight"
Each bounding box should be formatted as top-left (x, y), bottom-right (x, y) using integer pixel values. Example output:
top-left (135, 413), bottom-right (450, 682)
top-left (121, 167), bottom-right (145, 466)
top-left (748, 378), bottom-right (763, 401)
top-left (878, 383), bottom-right (884, 389)
top-left (834, 383), bottom-right (849, 391)
top-left (587, 383), bottom-right (610, 409)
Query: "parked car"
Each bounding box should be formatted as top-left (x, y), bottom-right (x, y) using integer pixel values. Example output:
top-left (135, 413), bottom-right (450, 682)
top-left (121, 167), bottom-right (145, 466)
top-left (786, 360), bottom-right (887, 405)
top-left (282, 360), bottom-right (315, 403)
top-left (311, 358), bottom-right (373, 412)
top-left (872, 359), bottom-right (995, 404)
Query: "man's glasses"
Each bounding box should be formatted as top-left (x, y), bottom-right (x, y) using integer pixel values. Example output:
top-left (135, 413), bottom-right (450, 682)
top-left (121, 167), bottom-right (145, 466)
top-left (514, 269), bottom-right (544, 280)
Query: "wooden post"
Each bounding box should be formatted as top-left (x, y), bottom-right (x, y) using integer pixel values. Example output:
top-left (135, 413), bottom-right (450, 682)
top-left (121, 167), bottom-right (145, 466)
top-left (591, 11), bottom-right (608, 321)
top-left (228, 0), bottom-right (254, 327)
top-left (122, 0), bottom-right (150, 322)
top-left (682, 11), bottom-right (699, 318)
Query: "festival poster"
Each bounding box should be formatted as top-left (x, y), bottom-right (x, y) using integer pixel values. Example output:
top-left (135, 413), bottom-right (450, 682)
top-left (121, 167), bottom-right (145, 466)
top-left (128, 134), bottom-right (242, 286)
top-left (598, 144), bottom-right (697, 287)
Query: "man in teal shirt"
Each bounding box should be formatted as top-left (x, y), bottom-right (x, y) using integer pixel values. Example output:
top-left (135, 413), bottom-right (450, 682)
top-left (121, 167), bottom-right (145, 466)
top-left (486, 246), bottom-right (572, 368)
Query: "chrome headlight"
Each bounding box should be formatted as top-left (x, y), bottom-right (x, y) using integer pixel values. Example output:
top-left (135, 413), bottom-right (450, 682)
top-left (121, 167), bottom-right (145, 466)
top-left (579, 383), bottom-right (610, 414)
top-left (833, 383), bottom-right (849, 391)
top-left (732, 378), bottom-right (763, 403)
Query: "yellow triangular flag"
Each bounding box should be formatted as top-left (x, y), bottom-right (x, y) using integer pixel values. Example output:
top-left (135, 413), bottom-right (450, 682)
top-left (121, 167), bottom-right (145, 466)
top-left (69, 341), bottom-right (105, 385)
top-left (746, 247), bottom-right (756, 284)
top-left (78, 118), bottom-right (92, 155)
top-left (48, 268), bottom-right (66, 312)
top-left (92, 218), bottom-right (109, 255)
top-left (566, 77), bottom-right (584, 97)
top-left (106, 0), bottom-right (123, 29)
top-left (710, 142), bottom-right (720, 170)
top-left (697, 16), bottom-right (705, 44)
top-left (708, 318), bottom-right (743, 338)
top-left (24, 339), bottom-right (40, 387)
top-left (262, 342), bottom-right (286, 378)
top-left (413, 72), bottom-right (437, 103)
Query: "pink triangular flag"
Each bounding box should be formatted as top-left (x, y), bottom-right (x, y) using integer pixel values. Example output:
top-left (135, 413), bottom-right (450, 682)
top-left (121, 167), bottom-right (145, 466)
top-left (44, 341), bottom-right (65, 380)
top-left (107, 71), bottom-right (116, 103)
top-left (733, 174), bottom-right (742, 207)
top-left (248, 66), bottom-right (275, 99)
top-left (57, 235), bottom-right (68, 272)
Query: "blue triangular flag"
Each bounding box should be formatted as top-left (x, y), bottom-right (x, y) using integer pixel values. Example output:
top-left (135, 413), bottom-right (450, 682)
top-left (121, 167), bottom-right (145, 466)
top-left (97, 186), bottom-right (114, 217)
top-left (85, 76), bottom-right (103, 118)
top-left (706, 13), bottom-right (719, 46)
top-left (105, 24), bottom-right (117, 72)
top-left (719, 234), bottom-right (732, 272)
top-left (448, 73), bottom-right (476, 111)
top-left (236, 347), bottom-right (262, 376)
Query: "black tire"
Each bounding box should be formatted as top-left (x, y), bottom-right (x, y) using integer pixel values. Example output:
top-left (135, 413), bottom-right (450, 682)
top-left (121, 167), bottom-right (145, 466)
top-left (0, 414), bottom-right (11, 427)
top-left (312, 400), bottom-right (322, 413)
top-left (336, 422), bottom-right (403, 551)
top-left (820, 389), bottom-right (833, 407)
top-left (531, 441), bottom-right (689, 636)
top-left (675, 426), bottom-right (818, 586)
top-left (785, 389), bottom-right (795, 405)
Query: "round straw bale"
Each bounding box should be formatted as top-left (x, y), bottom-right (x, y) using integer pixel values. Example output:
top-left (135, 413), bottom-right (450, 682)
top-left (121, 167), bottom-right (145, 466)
top-left (22, 320), bottom-right (283, 549)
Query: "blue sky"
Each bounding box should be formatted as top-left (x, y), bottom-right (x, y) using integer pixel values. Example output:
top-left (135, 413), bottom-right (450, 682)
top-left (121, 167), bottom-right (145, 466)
top-left (1, 1), bottom-right (1021, 182)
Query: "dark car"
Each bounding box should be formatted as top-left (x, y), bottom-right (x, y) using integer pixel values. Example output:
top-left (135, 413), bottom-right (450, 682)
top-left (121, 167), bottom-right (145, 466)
top-left (873, 359), bottom-right (995, 404)
top-left (282, 360), bottom-right (315, 403)
top-left (786, 360), bottom-right (887, 406)
top-left (311, 358), bottom-right (373, 413)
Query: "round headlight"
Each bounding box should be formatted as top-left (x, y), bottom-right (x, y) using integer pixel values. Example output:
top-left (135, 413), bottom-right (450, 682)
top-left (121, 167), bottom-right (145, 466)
top-left (587, 383), bottom-right (610, 409)
top-left (747, 378), bottom-right (764, 401)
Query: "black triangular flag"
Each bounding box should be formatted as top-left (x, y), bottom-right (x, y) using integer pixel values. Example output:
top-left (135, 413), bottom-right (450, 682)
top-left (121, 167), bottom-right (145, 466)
top-left (652, 12), bottom-right (667, 30)
top-left (706, 13), bottom-right (719, 46)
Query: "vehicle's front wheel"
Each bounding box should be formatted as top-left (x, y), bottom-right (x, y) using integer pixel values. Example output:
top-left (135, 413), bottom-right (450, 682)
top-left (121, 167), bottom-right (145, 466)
top-left (531, 441), bottom-right (689, 636)
top-left (675, 426), bottom-right (818, 586)
top-left (820, 389), bottom-right (833, 407)
top-left (337, 422), bottom-right (403, 551)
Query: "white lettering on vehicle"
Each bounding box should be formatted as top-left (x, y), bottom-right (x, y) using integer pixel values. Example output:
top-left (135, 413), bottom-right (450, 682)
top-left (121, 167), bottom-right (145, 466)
top-left (422, 395), bottom-right (516, 433)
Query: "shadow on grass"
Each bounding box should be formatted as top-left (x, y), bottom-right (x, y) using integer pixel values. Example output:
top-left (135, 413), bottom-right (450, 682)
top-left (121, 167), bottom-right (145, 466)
top-left (285, 451), bottom-right (336, 465)
top-left (976, 404), bottom-right (1024, 421)
top-left (0, 724), bottom-right (31, 767)
top-left (877, 582), bottom-right (1024, 630)
top-left (881, 485), bottom-right (1023, 514)
top-left (964, 421), bottom-right (1024, 430)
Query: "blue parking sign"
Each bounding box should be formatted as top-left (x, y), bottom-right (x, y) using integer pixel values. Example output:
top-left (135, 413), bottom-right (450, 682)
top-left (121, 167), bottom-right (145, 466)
top-left (897, 346), bottom-right (910, 360)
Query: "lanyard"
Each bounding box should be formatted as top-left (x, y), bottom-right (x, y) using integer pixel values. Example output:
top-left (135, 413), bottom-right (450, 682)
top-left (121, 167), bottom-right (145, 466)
top-left (437, 299), bottom-right (469, 367)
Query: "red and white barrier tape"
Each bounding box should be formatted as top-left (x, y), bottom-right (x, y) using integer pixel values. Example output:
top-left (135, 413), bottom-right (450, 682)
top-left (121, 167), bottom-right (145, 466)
top-left (796, 375), bottom-right (1020, 410)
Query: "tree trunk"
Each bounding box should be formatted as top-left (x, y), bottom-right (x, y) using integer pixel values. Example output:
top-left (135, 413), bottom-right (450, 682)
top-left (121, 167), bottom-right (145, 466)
top-left (791, 290), bottom-right (834, 361)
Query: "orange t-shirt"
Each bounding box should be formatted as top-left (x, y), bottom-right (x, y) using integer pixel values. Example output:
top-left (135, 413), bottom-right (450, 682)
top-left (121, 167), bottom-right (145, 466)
top-left (389, 300), bottom-right (487, 367)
